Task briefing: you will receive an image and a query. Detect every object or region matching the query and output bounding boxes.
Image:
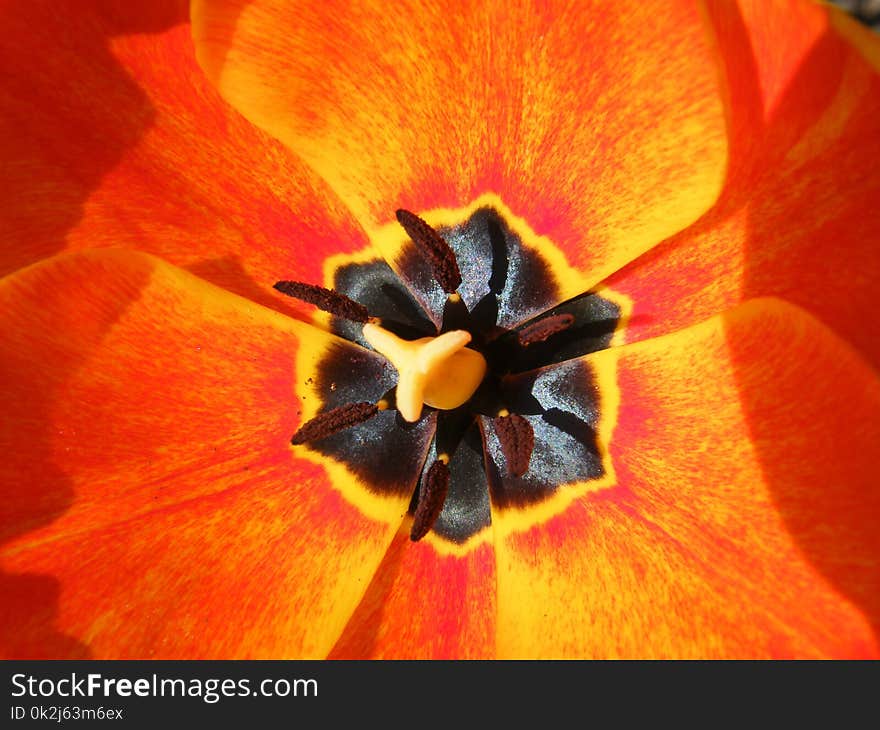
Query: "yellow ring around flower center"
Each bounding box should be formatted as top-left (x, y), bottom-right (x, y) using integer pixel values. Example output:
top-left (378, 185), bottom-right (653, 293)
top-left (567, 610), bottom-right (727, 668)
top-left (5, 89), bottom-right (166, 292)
top-left (298, 194), bottom-right (633, 556)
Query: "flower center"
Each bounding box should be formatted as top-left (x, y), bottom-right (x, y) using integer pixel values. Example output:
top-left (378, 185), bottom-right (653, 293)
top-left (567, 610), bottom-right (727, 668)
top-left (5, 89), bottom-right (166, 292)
top-left (275, 202), bottom-right (624, 546)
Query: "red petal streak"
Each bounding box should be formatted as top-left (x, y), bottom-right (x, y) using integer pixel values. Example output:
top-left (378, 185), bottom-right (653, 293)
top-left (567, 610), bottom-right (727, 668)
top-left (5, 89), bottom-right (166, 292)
top-left (0, 250), bottom-right (408, 658)
top-left (606, 0), bottom-right (880, 368)
top-left (0, 0), bottom-right (371, 320)
top-left (495, 299), bottom-right (880, 658)
top-left (329, 526), bottom-right (496, 659)
top-left (192, 0), bottom-right (728, 299)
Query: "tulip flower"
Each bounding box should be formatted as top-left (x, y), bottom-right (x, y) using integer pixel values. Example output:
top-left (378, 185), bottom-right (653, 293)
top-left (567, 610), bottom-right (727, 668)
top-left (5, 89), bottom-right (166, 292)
top-left (1, 0), bottom-right (878, 659)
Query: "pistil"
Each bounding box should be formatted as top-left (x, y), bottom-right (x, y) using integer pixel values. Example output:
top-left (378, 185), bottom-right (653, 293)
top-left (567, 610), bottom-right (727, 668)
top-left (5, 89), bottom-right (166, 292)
top-left (362, 323), bottom-right (487, 422)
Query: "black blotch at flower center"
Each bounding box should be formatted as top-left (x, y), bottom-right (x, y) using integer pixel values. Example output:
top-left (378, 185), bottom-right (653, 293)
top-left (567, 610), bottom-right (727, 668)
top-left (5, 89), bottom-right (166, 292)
top-left (277, 206), bottom-right (621, 544)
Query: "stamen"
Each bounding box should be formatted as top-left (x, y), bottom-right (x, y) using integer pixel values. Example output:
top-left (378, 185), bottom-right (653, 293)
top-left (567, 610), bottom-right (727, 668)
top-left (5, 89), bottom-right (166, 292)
top-left (493, 413), bottom-right (534, 477)
top-left (274, 280), bottom-right (370, 323)
top-left (410, 457), bottom-right (450, 541)
top-left (291, 402), bottom-right (378, 445)
top-left (395, 209), bottom-right (462, 294)
top-left (517, 313), bottom-right (576, 346)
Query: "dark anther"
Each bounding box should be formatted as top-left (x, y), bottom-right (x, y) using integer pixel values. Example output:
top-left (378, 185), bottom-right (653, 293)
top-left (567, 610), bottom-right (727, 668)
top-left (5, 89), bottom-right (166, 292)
top-left (410, 458), bottom-right (450, 541)
top-left (291, 402), bottom-right (379, 445)
top-left (274, 280), bottom-right (370, 323)
top-left (494, 413), bottom-right (534, 477)
top-left (395, 209), bottom-right (462, 294)
top-left (517, 313), bottom-right (575, 346)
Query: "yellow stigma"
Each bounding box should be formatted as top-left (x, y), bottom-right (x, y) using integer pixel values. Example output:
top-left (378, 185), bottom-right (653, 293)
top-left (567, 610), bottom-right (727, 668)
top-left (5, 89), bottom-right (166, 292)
top-left (362, 323), bottom-right (487, 422)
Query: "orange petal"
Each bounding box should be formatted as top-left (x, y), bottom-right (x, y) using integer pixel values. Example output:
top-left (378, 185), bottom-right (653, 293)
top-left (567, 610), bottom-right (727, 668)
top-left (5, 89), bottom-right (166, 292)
top-left (605, 1), bottom-right (880, 368)
top-left (0, 250), bottom-right (420, 658)
top-left (192, 0), bottom-right (728, 298)
top-left (329, 525), bottom-right (496, 659)
top-left (494, 298), bottom-right (880, 658)
top-left (0, 0), bottom-right (371, 320)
